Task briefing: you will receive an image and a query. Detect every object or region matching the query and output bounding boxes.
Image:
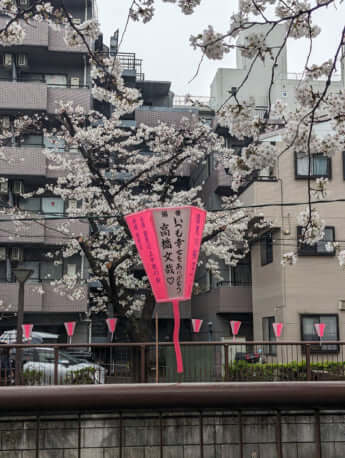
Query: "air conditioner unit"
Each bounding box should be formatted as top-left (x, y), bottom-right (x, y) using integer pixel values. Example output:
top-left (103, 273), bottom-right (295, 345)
top-left (11, 247), bottom-right (23, 262)
top-left (4, 54), bottom-right (13, 67)
top-left (0, 180), bottom-right (8, 194)
top-left (16, 54), bottom-right (28, 67)
top-left (1, 116), bottom-right (10, 129)
top-left (19, 0), bottom-right (29, 7)
top-left (338, 300), bottom-right (345, 311)
top-left (68, 199), bottom-right (78, 210)
top-left (70, 77), bottom-right (80, 88)
top-left (12, 180), bottom-right (24, 195)
top-left (0, 247), bottom-right (6, 261)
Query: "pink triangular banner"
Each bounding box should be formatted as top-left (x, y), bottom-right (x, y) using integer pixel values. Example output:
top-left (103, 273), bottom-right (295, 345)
top-left (230, 320), bottom-right (241, 336)
top-left (106, 318), bottom-right (117, 334)
top-left (314, 323), bottom-right (326, 338)
top-left (64, 321), bottom-right (76, 337)
top-left (272, 322), bottom-right (283, 338)
top-left (192, 319), bottom-right (203, 333)
top-left (22, 324), bottom-right (33, 340)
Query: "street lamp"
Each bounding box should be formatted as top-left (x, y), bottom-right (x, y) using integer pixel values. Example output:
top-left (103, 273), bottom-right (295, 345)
top-left (13, 268), bottom-right (33, 385)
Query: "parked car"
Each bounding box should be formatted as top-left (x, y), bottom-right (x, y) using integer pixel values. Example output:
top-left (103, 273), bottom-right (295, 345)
top-left (21, 348), bottom-right (105, 384)
top-left (0, 330), bottom-right (58, 344)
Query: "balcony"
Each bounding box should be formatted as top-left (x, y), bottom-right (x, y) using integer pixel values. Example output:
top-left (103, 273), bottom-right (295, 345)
top-left (0, 80), bottom-right (90, 113)
top-left (0, 147), bottom-right (46, 176)
top-left (192, 285), bottom-right (252, 314)
top-left (47, 87), bottom-right (91, 113)
top-left (0, 218), bottom-right (89, 245)
top-left (0, 18), bottom-right (88, 53)
top-left (44, 219), bottom-right (89, 244)
top-left (0, 81), bottom-right (47, 111)
top-left (42, 283), bottom-right (88, 312)
top-left (0, 17), bottom-right (48, 47)
top-left (135, 106), bottom-right (198, 127)
top-left (0, 282), bottom-right (87, 313)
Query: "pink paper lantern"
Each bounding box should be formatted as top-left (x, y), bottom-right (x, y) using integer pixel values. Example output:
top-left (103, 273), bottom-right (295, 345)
top-left (22, 324), bottom-right (33, 341)
top-left (126, 206), bottom-right (206, 373)
top-left (192, 319), bottom-right (203, 333)
top-left (314, 323), bottom-right (326, 338)
top-left (272, 322), bottom-right (283, 338)
top-left (230, 320), bottom-right (241, 338)
top-left (106, 318), bottom-right (117, 336)
top-left (64, 321), bottom-right (76, 337)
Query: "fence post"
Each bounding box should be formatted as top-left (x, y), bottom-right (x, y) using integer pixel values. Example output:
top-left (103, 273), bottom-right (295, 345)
top-left (305, 344), bottom-right (311, 381)
top-left (54, 347), bottom-right (59, 385)
top-left (140, 345), bottom-right (146, 383)
top-left (224, 344), bottom-right (230, 381)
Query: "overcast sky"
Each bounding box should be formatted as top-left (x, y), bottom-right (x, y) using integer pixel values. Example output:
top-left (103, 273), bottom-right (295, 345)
top-left (97, 1), bottom-right (344, 97)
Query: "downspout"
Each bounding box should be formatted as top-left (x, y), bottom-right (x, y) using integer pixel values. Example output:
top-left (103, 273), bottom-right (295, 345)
top-left (84, 0), bottom-right (88, 21)
top-left (83, 55), bottom-right (87, 87)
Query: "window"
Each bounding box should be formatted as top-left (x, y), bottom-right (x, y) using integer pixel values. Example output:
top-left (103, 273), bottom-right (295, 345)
top-left (262, 316), bottom-right (276, 355)
top-left (21, 134), bottom-right (43, 147)
top-left (44, 136), bottom-right (65, 152)
top-left (42, 197), bottom-right (64, 217)
top-left (297, 226), bottom-right (335, 256)
top-left (40, 262), bottom-right (63, 281)
top-left (295, 153), bottom-right (331, 179)
top-left (260, 232), bottom-right (273, 266)
top-left (17, 261), bottom-right (40, 283)
top-left (301, 315), bottom-right (338, 352)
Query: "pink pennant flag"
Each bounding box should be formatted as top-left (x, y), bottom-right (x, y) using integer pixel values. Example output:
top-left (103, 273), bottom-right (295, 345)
top-left (192, 319), bottom-right (203, 333)
top-left (106, 318), bottom-right (117, 334)
top-left (64, 321), bottom-right (76, 337)
top-left (126, 206), bottom-right (206, 374)
top-left (272, 322), bottom-right (283, 338)
top-left (230, 320), bottom-right (241, 341)
top-left (22, 324), bottom-right (33, 341)
top-left (314, 323), bottom-right (326, 338)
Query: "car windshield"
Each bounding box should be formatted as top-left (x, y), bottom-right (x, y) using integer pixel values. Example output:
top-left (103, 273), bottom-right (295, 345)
top-left (58, 350), bottom-right (82, 365)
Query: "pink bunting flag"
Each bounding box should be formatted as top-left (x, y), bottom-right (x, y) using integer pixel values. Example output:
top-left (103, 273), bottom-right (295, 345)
top-left (314, 323), bottom-right (326, 338)
top-left (192, 319), bottom-right (203, 333)
top-left (64, 321), bottom-right (76, 344)
top-left (106, 318), bottom-right (117, 341)
top-left (22, 324), bottom-right (33, 341)
top-left (126, 206), bottom-right (206, 374)
top-left (230, 320), bottom-right (241, 341)
top-left (272, 322), bottom-right (283, 338)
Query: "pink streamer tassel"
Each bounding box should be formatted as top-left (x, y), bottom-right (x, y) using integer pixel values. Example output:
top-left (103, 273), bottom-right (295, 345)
top-left (172, 299), bottom-right (184, 373)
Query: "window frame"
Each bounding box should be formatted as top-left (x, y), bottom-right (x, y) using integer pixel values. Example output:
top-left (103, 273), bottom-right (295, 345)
top-left (297, 226), bottom-right (335, 256)
top-left (300, 314), bottom-right (339, 353)
top-left (260, 232), bottom-right (273, 266)
top-left (295, 152), bottom-right (332, 179)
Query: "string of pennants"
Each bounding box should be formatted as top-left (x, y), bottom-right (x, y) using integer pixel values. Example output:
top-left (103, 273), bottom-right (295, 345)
top-left (22, 319), bottom-right (327, 342)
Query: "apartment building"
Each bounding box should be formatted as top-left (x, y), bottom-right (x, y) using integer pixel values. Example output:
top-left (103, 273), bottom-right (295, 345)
top-left (0, 0), bottom-right (95, 342)
top-left (192, 23), bottom-right (345, 346)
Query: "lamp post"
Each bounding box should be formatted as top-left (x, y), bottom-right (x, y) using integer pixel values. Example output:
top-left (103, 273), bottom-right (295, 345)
top-left (13, 268), bottom-right (33, 385)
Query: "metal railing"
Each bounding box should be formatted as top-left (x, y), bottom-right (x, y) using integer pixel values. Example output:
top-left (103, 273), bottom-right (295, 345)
top-left (1, 341), bottom-right (345, 386)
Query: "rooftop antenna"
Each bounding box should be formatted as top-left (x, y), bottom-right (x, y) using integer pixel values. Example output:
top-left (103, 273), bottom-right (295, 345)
top-left (110, 29), bottom-right (119, 56)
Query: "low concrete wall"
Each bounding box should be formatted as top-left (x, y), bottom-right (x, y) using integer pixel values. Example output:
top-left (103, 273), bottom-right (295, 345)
top-left (0, 409), bottom-right (344, 457)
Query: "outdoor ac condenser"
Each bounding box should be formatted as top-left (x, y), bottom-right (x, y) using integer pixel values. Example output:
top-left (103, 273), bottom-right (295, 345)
top-left (11, 247), bottom-right (23, 262)
top-left (0, 247), bottom-right (6, 261)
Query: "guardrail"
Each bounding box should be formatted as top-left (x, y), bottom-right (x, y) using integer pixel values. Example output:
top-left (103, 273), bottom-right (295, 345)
top-left (1, 341), bottom-right (345, 386)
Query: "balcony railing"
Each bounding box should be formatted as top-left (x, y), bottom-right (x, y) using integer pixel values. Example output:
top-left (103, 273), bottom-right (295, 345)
top-left (1, 341), bottom-right (345, 386)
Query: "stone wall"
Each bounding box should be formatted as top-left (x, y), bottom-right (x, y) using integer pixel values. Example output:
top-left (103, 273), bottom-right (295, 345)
top-left (0, 409), bottom-right (344, 457)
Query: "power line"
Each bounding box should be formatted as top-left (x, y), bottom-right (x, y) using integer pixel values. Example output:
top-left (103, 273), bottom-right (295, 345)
top-left (0, 197), bottom-right (344, 223)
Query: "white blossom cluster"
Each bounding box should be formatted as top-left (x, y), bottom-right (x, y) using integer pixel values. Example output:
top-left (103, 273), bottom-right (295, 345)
top-left (297, 207), bottom-right (325, 245)
top-left (281, 252), bottom-right (297, 266)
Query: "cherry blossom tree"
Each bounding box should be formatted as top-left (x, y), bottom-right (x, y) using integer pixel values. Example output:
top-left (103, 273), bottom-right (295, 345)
top-left (0, 0), bottom-right (344, 338)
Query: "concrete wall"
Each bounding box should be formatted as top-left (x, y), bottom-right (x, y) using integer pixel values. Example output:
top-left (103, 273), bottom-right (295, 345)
top-left (1, 410), bottom-right (345, 457)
